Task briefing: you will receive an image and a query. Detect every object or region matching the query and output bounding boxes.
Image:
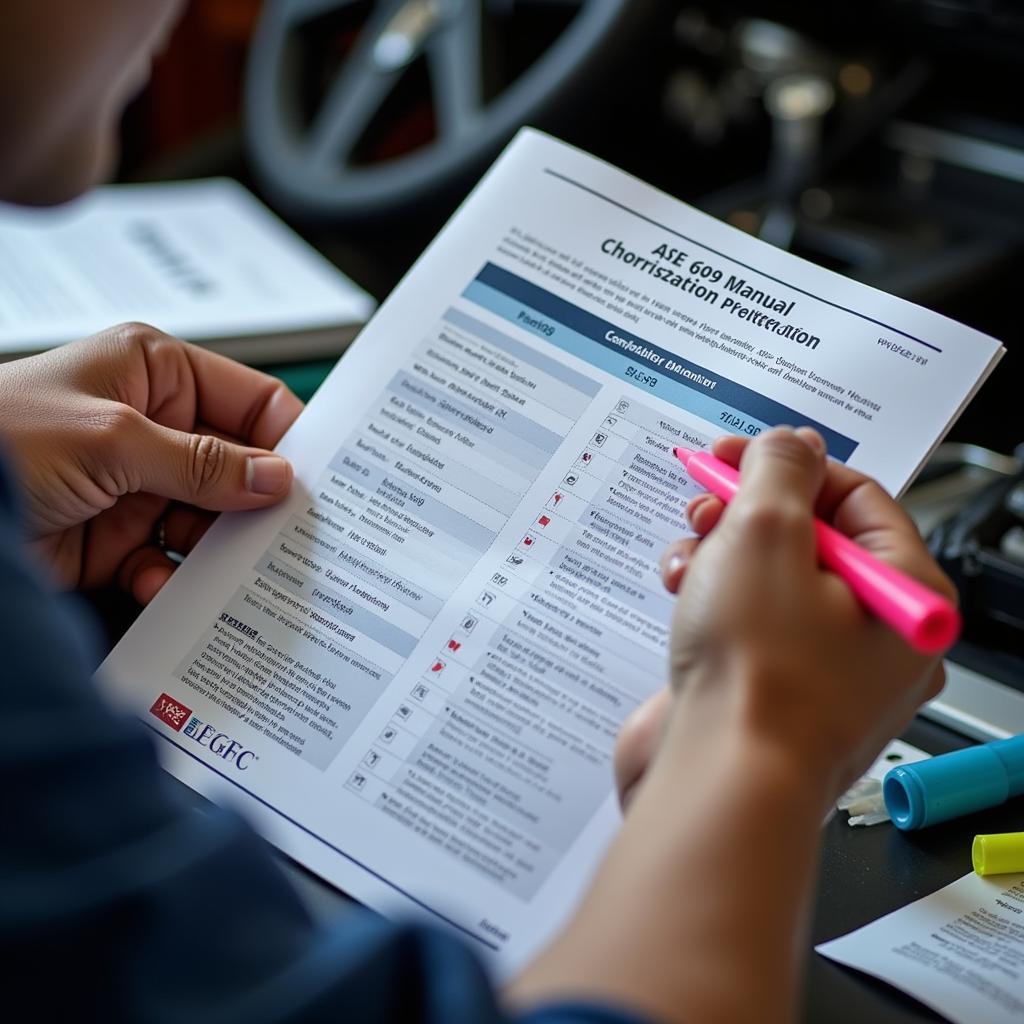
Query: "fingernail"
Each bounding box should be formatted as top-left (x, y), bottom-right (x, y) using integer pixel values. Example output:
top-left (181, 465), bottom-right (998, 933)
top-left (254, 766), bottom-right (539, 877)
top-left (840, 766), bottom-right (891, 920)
top-left (246, 455), bottom-right (288, 494)
top-left (686, 494), bottom-right (708, 520)
top-left (796, 427), bottom-right (826, 454)
top-left (665, 554), bottom-right (686, 578)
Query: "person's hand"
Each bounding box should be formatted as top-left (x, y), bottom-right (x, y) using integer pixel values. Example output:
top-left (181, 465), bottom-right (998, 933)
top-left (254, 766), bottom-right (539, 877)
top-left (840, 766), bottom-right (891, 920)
top-left (518, 428), bottom-right (954, 1024)
top-left (0, 323), bottom-right (303, 603)
top-left (615, 427), bottom-right (954, 812)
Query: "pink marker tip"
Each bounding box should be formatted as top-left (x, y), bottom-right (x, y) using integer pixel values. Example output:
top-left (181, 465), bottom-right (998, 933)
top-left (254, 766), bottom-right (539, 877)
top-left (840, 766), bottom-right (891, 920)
top-left (673, 446), bottom-right (695, 468)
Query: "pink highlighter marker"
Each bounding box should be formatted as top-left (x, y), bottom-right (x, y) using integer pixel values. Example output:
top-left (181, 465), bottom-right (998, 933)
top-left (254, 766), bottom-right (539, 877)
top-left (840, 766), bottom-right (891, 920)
top-left (672, 447), bottom-right (961, 655)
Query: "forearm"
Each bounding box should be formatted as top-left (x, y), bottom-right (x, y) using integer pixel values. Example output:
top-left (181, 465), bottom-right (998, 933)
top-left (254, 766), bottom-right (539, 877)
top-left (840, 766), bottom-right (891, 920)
top-left (510, 694), bottom-right (830, 1024)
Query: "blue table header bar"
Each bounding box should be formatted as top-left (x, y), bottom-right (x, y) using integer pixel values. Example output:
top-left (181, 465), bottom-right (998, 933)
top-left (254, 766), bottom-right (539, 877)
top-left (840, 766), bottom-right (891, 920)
top-left (474, 262), bottom-right (857, 460)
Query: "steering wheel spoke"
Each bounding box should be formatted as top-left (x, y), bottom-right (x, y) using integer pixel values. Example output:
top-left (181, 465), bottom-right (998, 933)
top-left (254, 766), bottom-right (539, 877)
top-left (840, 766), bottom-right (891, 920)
top-left (428, 2), bottom-right (485, 138)
top-left (486, 0), bottom-right (585, 9)
top-left (248, 0), bottom-right (651, 219)
top-left (305, 0), bottom-right (409, 166)
top-left (280, 0), bottom-right (365, 28)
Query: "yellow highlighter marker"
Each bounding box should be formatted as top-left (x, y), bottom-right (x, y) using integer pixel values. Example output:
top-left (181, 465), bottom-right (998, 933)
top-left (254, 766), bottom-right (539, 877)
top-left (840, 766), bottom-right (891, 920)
top-left (972, 832), bottom-right (1024, 876)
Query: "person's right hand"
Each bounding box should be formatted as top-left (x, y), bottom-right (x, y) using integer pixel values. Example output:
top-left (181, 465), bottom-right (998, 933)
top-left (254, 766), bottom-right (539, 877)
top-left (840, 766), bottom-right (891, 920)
top-left (616, 427), bottom-right (954, 812)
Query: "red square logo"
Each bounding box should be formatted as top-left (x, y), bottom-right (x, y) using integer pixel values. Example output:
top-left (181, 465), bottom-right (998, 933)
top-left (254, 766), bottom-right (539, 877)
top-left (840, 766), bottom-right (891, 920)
top-left (149, 692), bottom-right (193, 732)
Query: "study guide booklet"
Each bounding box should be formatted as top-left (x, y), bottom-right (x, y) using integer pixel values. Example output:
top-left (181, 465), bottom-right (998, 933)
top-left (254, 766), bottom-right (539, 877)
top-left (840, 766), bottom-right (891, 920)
top-left (98, 130), bottom-right (1004, 975)
top-left (0, 178), bottom-right (375, 362)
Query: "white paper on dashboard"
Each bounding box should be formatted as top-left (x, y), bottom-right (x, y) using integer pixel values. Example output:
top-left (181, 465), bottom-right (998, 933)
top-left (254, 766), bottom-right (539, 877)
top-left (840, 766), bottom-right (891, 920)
top-left (0, 178), bottom-right (374, 354)
top-left (818, 872), bottom-right (1024, 1024)
top-left (97, 129), bottom-right (1005, 976)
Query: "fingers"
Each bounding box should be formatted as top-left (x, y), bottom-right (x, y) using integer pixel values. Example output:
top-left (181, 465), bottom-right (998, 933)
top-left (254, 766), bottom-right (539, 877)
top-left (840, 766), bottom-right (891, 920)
top-left (710, 433), bottom-right (747, 466)
top-left (106, 324), bottom-right (304, 448)
top-left (117, 545), bottom-right (176, 605)
top-left (828, 476), bottom-right (956, 599)
top-left (711, 426), bottom-right (823, 471)
top-left (737, 433), bottom-right (951, 598)
top-left (128, 414), bottom-right (295, 512)
top-left (658, 481), bottom-right (727, 595)
top-left (735, 427), bottom-right (827, 513)
top-left (614, 688), bottom-right (672, 811)
top-left (924, 662), bottom-right (947, 702)
top-left (658, 488), bottom-right (728, 595)
top-left (77, 490), bottom-right (167, 591)
top-left (180, 342), bottom-right (304, 448)
top-left (79, 326), bottom-right (301, 511)
top-left (659, 497), bottom-right (721, 594)
top-left (660, 538), bottom-right (701, 593)
top-left (709, 428), bottom-right (826, 566)
top-left (708, 430), bottom-right (950, 594)
top-left (117, 521), bottom-right (212, 604)
top-left (161, 504), bottom-right (217, 555)
top-left (112, 505), bottom-right (215, 604)
top-left (714, 429), bottom-right (920, 550)
top-left (686, 493), bottom-right (725, 536)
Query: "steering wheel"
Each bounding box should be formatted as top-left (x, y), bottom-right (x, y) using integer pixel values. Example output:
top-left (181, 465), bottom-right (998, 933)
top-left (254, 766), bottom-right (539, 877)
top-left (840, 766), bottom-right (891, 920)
top-left (245, 0), bottom-right (654, 224)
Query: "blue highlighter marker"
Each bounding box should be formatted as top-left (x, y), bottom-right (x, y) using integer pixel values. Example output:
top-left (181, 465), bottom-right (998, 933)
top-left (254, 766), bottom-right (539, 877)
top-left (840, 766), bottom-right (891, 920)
top-left (883, 734), bottom-right (1024, 830)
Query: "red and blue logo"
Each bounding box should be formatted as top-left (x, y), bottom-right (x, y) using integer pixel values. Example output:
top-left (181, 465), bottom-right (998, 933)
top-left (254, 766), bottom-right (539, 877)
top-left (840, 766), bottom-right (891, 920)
top-left (149, 693), bottom-right (258, 770)
top-left (182, 714), bottom-right (258, 771)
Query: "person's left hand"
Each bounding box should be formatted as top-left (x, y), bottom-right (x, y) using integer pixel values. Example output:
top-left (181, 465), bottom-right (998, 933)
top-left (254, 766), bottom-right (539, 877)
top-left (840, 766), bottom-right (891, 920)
top-left (0, 323), bottom-right (304, 603)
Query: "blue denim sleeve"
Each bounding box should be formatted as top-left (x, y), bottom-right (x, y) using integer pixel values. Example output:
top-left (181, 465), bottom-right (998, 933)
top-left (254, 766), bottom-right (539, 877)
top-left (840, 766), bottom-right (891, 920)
top-left (0, 459), bottom-right (652, 1024)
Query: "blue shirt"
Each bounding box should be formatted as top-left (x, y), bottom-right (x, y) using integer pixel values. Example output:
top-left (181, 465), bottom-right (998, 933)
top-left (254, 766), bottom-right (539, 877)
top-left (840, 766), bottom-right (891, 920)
top-left (0, 459), bottom-right (650, 1024)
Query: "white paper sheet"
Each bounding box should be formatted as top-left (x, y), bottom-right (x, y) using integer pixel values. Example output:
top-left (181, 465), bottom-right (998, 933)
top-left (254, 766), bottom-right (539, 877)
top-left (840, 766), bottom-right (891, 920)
top-left (98, 130), bottom-right (1005, 975)
top-left (0, 178), bottom-right (374, 355)
top-left (818, 871), bottom-right (1024, 1024)
top-left (837, 739), bottom-right (930, 827)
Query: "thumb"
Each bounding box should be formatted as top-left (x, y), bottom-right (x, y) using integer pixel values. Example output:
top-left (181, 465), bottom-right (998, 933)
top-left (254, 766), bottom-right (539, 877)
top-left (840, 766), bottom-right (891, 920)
top-left (735, 427), bottom-right (827, 514)
top-left (614, 687), bottom-right (672, 811)
top-left (722, 427), bottom-right (826, 557)
top-left (131, 419), bottom-right (293, 511)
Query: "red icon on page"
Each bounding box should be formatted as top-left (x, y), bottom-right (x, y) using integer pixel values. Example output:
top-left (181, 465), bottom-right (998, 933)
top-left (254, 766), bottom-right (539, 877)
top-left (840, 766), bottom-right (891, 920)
top-left (447, 638), bottom-right (462, 653)
top-left (430, 660), bottom-right (446, 673)
top-left (149, 693), bottom-right (192, 732)
top-left (522, 535), bottom-right (535, 547)
top-left (538, 515), bottom-right (551, 527)
top-left (551, 492), bottom-right (563, 506)
top-left (581, 451), bottom-right (592, 463)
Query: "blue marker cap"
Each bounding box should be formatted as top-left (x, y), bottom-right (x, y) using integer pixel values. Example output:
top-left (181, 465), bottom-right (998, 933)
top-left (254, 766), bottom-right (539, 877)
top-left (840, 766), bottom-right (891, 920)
top-left (883, 735), bottom-right (1024, 830)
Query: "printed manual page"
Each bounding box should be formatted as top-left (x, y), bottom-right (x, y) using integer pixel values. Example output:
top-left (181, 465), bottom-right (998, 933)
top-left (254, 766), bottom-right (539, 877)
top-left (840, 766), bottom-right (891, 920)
top-left (98, 130), bottom-right (1004, 974)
